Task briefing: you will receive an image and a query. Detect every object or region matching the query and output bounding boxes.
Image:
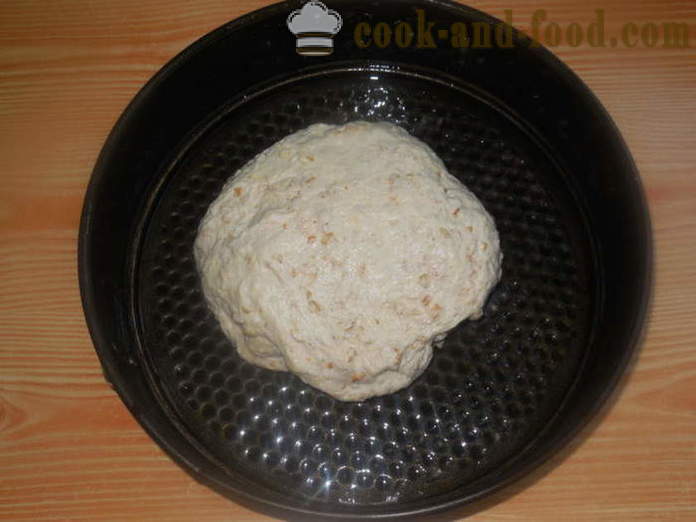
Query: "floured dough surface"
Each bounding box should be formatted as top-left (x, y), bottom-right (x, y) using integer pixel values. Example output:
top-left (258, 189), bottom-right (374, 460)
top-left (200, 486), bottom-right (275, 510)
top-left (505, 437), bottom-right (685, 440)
top-left (194, 121), bottom-right (502, 401)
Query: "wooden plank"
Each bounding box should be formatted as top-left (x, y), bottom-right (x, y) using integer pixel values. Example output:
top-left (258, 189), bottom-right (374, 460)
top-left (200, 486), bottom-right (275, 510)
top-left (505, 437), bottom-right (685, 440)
top-left (1, 1), bottom-right (694, 520)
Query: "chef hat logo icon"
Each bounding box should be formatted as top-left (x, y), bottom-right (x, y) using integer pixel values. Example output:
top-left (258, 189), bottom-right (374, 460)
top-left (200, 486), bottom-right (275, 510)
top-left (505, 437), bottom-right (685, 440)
top-left (287, 1), bottom-right (342, 56)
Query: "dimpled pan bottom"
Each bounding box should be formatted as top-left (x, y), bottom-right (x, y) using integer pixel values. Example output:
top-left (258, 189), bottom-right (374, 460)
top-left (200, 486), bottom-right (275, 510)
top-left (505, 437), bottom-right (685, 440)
top-left (139, 69), bottom-right (591, 504)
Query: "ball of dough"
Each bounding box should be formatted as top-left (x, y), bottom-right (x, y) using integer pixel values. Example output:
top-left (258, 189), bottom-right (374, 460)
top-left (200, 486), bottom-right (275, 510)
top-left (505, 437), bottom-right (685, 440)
top-left (194, 121), bottom-right (501, 401)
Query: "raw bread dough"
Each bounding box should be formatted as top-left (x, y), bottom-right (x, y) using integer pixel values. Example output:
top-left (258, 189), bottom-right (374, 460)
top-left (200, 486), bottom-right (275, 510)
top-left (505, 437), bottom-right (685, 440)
top-left (194, 121), bottom-right (501, 401)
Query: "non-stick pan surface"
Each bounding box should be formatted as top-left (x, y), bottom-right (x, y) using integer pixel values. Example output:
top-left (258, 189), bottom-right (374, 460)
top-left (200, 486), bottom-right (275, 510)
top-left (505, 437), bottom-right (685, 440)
top-left (79, 0), bottom-right (651, 518)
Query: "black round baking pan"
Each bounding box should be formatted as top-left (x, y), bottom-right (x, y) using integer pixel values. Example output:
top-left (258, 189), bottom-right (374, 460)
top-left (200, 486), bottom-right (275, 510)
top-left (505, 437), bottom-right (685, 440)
top-left (79, 0), bottom-right (651, 518)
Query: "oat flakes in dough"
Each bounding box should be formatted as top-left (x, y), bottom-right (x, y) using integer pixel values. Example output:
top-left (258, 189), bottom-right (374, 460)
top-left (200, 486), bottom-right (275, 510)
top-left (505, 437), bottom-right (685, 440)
top-left (194, 121), bottom-right (502, 401)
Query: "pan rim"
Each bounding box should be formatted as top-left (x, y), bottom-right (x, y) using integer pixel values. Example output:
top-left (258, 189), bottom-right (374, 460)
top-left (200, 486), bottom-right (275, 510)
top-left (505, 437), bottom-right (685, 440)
top-left (78, 0), bottom-right (653, 518)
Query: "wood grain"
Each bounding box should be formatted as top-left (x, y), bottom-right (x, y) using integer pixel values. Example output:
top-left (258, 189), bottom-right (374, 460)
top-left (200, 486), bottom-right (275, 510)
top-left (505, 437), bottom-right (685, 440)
top-left (1, 0), bottom-right (695, 520)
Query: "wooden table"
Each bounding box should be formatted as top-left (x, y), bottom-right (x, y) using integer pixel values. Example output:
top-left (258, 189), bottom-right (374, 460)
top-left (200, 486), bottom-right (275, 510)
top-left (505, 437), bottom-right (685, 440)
top-left (1, 1), bottom-right (694, 520)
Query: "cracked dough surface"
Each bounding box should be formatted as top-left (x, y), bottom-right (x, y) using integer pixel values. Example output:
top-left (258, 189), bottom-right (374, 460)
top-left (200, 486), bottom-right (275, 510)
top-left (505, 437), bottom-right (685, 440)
top-left (194, 121), bottom-right (502, 401)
